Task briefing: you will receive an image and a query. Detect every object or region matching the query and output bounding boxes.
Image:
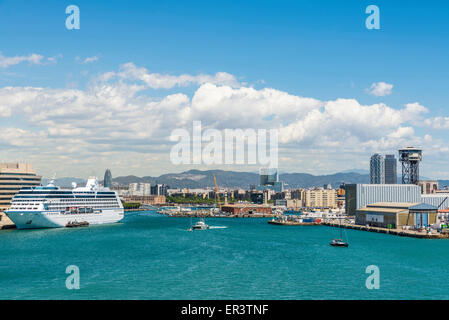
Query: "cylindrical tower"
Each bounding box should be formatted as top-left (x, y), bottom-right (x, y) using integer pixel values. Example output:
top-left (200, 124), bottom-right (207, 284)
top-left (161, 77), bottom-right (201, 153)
top-left (398, 147), bottom-right (422, 185)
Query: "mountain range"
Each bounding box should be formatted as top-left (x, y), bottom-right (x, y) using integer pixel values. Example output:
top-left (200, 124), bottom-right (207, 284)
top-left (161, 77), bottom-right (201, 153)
top-left (42, 169), bottom-right (449, 189)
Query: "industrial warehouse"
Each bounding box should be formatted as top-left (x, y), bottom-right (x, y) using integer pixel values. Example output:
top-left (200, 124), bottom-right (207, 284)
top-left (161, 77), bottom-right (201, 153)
top-left (344, 147), bottom-right (449, 234)
top-left (355, 203), bottom-right (438, 229)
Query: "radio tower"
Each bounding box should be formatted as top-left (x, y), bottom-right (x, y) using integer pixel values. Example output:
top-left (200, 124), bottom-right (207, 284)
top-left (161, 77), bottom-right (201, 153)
top-left (398, 147), bottom-right (422, 185)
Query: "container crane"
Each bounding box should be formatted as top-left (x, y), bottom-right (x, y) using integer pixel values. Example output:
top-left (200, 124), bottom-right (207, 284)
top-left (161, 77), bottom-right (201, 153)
top-left (212, 174), bottom-right (222, 210)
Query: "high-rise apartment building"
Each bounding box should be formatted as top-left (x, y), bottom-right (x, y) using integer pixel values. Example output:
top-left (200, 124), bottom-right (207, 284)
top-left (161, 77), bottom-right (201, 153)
top-left (151, 184), bottom-right (168, 196)
top-left (303, 188), bottom-right (337, 209)
top-left (128, 183), bottom-right (151, 196)
top-left (370, 154), bottom-right (385, 184)
top-left (0, 163), bottom-right (41, 212)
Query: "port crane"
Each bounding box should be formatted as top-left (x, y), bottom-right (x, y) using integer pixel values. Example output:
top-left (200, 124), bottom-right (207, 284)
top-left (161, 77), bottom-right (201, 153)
top-left (438, 197), bottom-right (448, 223)
top-left (212, 174), bottom-right (222, 210)
top-left (438, 197), bottom-right (448, 210)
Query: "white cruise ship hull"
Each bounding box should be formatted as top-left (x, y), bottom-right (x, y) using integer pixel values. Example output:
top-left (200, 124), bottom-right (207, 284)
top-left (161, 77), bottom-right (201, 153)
top-left (6, 209), bottom-right (124, 229)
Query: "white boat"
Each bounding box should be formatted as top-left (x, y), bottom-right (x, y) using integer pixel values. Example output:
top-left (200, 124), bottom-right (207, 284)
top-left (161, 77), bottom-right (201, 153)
top-left (192, 219), bottom-right (209, 230)
top-left (330, 239), bottom-right (348, 247)
top-left (330, 217), bottom-right (349, 247)
top-left (5, 177), bottom-right (124, 229)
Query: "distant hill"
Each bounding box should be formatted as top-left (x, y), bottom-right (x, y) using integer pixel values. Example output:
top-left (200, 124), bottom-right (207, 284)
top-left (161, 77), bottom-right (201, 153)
top-left (340, 169), bottom-right (370, 175)
top-left (112, 170), bottom-right (370, 189)
top-left (113, 170), bottom-right (260, 189)
top-left (41, 171), bottom-right (449, 190)
top-left (280, 172), bottom-right (369, 188)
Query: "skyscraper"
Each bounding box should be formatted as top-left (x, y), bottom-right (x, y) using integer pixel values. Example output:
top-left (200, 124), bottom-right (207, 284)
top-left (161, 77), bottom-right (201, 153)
top-left (370, 154), bottom-right (385, 184)
top-left (104, 169), bottom-right (112, 188)
top-left (384, 155), bottom-right (397, 184)
top-left (258, 167), bottom-right (283, 192)
top-left (151, 184), bottom-right (168, 196)
top-left (259, 167), bottom-right (278, 186)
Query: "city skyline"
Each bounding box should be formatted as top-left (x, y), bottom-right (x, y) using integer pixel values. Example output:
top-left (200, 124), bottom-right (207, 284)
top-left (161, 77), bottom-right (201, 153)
top-left (1, 1), bottom-right (449, 179)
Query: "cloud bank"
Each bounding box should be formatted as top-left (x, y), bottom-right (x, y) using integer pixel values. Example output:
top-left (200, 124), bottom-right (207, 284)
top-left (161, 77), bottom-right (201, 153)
top-left (1, 63), bottom-right (448, 177)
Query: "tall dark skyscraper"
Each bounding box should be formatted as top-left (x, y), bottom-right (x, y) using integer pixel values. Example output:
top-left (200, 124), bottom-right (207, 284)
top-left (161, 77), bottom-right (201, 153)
top-left (384, 155), bottom-right (397, 184)
top-left (104, 169), bottom-right (112, 188)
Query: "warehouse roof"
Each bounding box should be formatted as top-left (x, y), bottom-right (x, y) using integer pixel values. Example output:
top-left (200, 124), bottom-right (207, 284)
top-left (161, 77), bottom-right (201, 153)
top-left (357, 207), bottom-right (408, 214)
top-left (358, 202), bottom-right (438, 214)
top-left (366, 202), bottom-right (420, 209)
top-left (408, 203), bottom-right (438, 210)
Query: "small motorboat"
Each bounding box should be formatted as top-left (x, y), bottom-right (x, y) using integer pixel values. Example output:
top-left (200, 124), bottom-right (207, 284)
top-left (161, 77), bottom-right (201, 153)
top-left (192, 219), bottom-right (209, 230)
top-left (330, 239), bottom-right (348, 247)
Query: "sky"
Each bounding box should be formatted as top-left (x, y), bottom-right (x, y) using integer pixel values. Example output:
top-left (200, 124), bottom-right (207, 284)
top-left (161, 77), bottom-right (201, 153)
top-left (1, 0), bottom-right (449, 179)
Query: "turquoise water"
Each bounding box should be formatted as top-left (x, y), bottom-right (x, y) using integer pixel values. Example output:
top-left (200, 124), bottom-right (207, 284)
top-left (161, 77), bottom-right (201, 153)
top-left (1, 210), bottom-right (449, 300)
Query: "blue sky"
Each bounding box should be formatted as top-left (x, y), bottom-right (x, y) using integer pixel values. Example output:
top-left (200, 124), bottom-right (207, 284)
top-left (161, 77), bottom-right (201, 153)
top-left (1, 0), bottom-right (449, 179)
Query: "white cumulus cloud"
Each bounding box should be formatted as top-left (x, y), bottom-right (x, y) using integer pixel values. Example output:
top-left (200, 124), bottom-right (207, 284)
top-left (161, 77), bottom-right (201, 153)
top-left (367, 81), bottom-right (394, 96)
top-left (110, 62), bottom-right (241, 89)
top-left (0, 52), bottom-right (61, 68)
top-left (76, 56), bottom-right (99, 64)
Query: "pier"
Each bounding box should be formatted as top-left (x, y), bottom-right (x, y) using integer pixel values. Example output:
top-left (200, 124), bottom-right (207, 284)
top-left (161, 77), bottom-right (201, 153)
top-left (322, 221), bottom-right (449, 239)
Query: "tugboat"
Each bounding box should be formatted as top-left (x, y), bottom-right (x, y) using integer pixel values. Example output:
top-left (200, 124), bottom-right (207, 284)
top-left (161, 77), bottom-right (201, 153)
top-left (330, 217), bottom-right (348, 247)
top-left (192, 219), bottom-right (210, 230)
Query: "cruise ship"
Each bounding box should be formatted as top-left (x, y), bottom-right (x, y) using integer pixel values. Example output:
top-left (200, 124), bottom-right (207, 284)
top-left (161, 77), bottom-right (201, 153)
top-left (5, 177), bottom-right (124, 229)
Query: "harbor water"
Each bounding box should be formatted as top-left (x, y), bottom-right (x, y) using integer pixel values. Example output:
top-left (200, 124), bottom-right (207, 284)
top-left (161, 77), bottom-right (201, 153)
top-left (1, 210), bottom-right (449, 300)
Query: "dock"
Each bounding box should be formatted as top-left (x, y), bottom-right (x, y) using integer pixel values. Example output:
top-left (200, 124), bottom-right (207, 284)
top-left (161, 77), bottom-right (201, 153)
top-left (322, 221), bottom-right (449, 239)
top-left (268, 220), bottom-right (320, 226)
top-left (0, 213), bottom-right (16, 230)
